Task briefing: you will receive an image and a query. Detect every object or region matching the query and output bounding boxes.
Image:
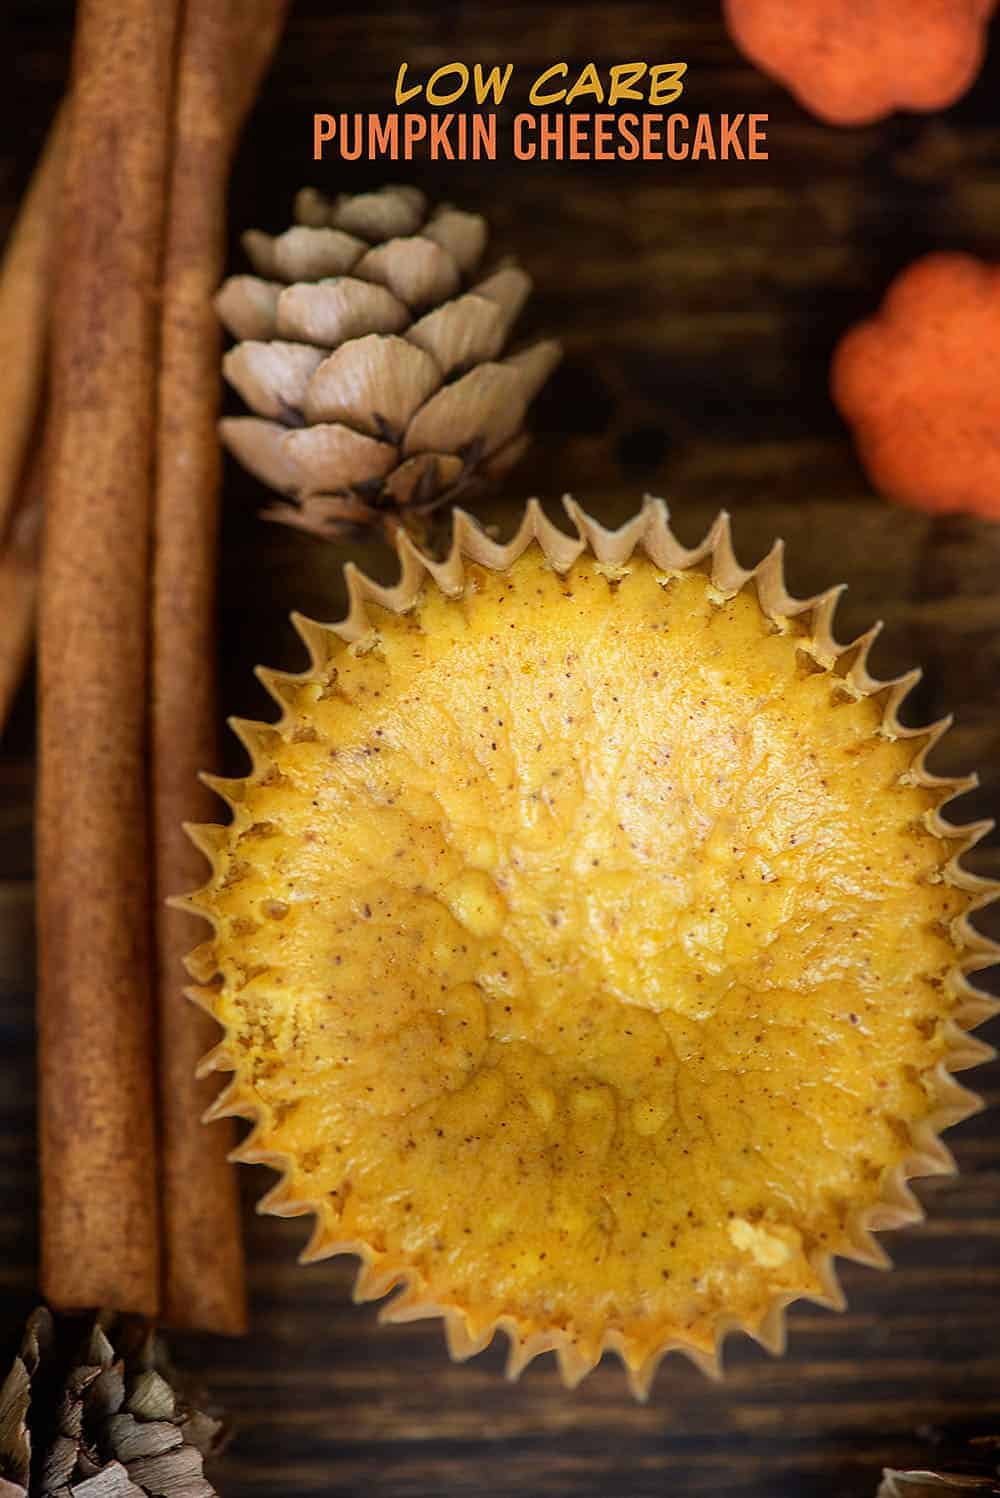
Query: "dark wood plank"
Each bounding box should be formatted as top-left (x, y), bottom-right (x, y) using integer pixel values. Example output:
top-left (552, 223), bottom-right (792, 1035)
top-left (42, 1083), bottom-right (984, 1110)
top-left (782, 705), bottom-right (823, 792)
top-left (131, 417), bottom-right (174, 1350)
top-left (1, 2), bottom-right (999, 1496)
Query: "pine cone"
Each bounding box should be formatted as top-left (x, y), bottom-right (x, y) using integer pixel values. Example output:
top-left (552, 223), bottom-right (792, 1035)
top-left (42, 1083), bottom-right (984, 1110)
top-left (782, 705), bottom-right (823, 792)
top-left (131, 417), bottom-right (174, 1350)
top-left (215, 184), bottom-right (561, 540)
top-left (0, 1310), bottom-right (225, 1498)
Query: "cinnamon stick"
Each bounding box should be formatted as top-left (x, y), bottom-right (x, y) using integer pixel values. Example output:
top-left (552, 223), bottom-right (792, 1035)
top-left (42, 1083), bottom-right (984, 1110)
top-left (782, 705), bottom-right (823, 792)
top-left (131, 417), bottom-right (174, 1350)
top-left (0, 454), bottom-right (44, 734)
top-left (153, 0), bottom-right (288, 1333)
top-left (0, 107), bottom-right (64, 545)
top-left (0, 109), bottom-right (65, 734)
top-left (37, 0), bottom-right (183, 1316)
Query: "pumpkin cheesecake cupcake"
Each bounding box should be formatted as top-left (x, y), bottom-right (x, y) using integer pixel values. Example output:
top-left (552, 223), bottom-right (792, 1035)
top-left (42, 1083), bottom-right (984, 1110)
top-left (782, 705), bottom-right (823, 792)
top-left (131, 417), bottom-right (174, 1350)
top-left (181, 499), bottom-right (998, 1395)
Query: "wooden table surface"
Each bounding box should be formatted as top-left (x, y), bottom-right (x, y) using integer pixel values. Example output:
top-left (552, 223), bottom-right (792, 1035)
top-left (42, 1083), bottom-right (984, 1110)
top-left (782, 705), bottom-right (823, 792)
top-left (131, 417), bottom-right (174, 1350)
top-left (2, 3), bottom-right (999, 1495)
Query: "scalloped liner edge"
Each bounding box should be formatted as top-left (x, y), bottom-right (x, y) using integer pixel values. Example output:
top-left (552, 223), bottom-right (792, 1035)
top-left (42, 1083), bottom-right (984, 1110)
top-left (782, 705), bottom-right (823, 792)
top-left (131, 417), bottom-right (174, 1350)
top-left (177, 495), bottom-right (1000, 1400)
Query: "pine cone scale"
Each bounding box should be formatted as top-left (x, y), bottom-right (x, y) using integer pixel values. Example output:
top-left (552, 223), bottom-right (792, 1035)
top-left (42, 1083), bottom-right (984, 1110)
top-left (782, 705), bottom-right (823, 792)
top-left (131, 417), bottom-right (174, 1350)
top-left (222, 341), bottom-right (325, 422)
top-left (276, 279), bottom-right (409, 345)
top-left (406, 294), bottom-right (506, 370)
top-left (306, 334), bottom-right (439, 433)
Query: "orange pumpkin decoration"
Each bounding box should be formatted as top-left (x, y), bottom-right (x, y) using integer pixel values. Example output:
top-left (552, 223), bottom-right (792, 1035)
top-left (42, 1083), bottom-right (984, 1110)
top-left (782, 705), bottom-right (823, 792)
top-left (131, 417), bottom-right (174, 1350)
top-left (724, 0), bottom-right (996, 126)
top-left (832, 252), bottom-right (1000, 520)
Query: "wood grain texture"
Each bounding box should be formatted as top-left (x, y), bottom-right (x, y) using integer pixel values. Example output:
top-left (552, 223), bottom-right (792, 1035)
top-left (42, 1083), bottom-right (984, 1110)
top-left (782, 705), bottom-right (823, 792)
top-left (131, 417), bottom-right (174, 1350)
top-left (2, 0), bottom-right (999, 1495)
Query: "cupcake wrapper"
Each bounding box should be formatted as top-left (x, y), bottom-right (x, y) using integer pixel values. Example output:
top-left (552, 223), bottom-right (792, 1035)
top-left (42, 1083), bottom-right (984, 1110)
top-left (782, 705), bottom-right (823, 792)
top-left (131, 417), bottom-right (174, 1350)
top-left (181, 496), bottom-right (999, 1398)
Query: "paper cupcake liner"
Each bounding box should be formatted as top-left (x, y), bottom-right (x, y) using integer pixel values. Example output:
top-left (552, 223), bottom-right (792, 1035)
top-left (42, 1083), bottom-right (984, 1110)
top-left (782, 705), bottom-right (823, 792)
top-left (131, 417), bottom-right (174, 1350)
top-left (180, 496), bottom-right (999, 1397)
